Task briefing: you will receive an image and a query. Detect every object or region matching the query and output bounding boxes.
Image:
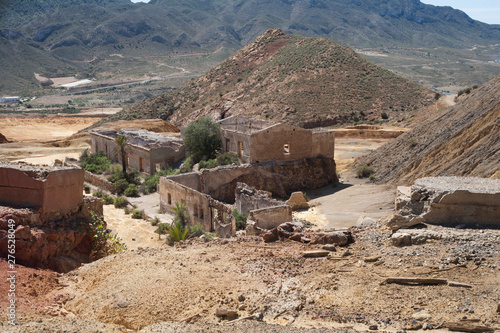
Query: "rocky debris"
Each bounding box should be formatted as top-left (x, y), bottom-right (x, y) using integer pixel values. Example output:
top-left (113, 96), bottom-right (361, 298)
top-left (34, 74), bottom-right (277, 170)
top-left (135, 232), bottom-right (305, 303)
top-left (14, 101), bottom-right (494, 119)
top-left (263, 222), bottom-right (304, 243)
top-left (286, 192), bottom-right (309, 210)
top-left (322, 244), bottom-right (337, 251)
top-left (388, 177), bottom-right (500, 231)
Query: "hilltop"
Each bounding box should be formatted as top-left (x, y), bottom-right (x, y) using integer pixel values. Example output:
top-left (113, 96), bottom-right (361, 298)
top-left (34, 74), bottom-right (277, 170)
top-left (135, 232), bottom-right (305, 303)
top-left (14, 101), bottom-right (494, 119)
top-left (2, 0), bottom-right (500, 94)
top-left (118, 29), bottom-right (434, 128)
top-left (357, 74), bottom-right (500, 184)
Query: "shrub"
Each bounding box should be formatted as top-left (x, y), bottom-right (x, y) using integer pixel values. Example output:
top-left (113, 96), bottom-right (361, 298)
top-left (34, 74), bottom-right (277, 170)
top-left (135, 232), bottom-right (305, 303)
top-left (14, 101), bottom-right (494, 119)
top-left (232, 209), bottom-right (248, 231)
top-left (124, 184), bottom-right (139, 197)
top-left (124, 206), bottom-right (131, 214)
top-left (356, 164), bottom-right (374, 178)
top-left (166, 221), bottom-right (189, 242)
top-left (183, 117), bottom-right (222, 163)
top-left (155, 223), bottom-right (168, 240)
top-left (198, 152), bottom-right (240, 170)
top-left (179, 157), bottom-right (194, 173)
top-left (407, 138), bottom-right (418, 148)
top-left (114, 196), bottom-right (128, 208)
top-left (151, 216), bottom-right (160, 226)
top-left (114, 179), bottom-right (129, 195)
top-left (141, 169), bottom-right (176, 194)
top-left (81, 151), bottom-right (110, 174)
top-left (102, 195), bottom-right (115, 205)
top-left (131, 209), bottom-right (143, 219)
top-left (88, 212), bottom-right (127, 260)
top-left (369, 174), bottom-right (376, 181)
top-left (92, 189), bottom-right (103, 198)
top-left (189, 224), bottom-right (204, 238)
top-left (381, 112), bottom-right (389, 120)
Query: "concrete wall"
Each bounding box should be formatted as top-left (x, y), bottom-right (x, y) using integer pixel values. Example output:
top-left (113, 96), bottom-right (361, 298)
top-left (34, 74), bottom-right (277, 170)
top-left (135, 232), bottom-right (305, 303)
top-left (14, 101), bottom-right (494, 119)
top-left (0, 165), bottom-right (83, 215)
top-left (220, 129), bottom-right (251, 163)
top-left (250, 124), bottom-right (313, 163)
top-left (91, 133), bottom-right (185, 174)
top-left (249, 205), bottom-right (292, 229)
top-left (312, 130), bottom-right (335, 158)
top-left (159, 177), bottom-right (211, 231)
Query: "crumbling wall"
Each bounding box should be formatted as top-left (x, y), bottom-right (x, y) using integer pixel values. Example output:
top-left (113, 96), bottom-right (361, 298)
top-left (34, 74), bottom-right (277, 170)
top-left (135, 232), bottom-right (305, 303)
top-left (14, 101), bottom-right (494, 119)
top-left (235, 182), bottom-right (283, 215)
top-left (249, 205), bottom-right (292, 230)
top-left (388, 177), bottom-right (500, 230)
top-left (0, 164), bottom-right (84, 219)
top-left (201, 156), bottom-right (337, 202)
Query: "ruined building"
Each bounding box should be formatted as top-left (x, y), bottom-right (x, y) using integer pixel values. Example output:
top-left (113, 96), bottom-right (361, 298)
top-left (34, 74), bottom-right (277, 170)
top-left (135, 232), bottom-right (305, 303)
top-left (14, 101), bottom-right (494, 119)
top-left (219, 116), bottom-right (335, 163)
top-left (160, 115), bottom-right (337, 236)
top-left (90, 129), bottom-right (185, 174)
top-left (0, 163), bottom-right (102, 272)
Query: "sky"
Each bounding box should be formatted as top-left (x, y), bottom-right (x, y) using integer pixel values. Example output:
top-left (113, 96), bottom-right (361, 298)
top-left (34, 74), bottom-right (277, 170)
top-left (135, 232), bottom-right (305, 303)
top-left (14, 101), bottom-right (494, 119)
top-left (421, 0), bottom-right (500, 24)
top-left (130, 0), bottom-right (500, 25)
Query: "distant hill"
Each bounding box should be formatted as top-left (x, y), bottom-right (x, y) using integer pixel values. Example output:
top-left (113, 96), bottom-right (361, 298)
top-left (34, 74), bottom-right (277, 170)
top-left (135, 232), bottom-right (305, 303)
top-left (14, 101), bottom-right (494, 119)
top-left (357, 74), bottom-right (500, 184)
top-left (117, 29), bottom-right (434, 128)
top-left (2, 0), bottom-right (500, 93)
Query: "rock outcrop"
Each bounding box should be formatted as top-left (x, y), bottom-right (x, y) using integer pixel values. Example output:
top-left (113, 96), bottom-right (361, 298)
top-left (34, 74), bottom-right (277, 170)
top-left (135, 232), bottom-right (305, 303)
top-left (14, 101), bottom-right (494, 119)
top-left (387, 177), bottom-right (500, 231)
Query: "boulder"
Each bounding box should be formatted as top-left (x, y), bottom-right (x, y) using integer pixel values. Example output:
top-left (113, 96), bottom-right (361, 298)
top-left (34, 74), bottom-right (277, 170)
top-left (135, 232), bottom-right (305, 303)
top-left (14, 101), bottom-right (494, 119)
top-left (311, 231), bottom-right (352, 246)
top-left (286, 192), bottom-right (309, 210)
top-left (390, 232), bottom-right (412, 247)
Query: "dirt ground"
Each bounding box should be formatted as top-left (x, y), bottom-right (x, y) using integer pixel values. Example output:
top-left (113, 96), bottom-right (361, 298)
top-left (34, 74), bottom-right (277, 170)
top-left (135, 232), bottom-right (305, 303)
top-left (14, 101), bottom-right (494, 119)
top-left (3, 225), bottom-right (500, 332)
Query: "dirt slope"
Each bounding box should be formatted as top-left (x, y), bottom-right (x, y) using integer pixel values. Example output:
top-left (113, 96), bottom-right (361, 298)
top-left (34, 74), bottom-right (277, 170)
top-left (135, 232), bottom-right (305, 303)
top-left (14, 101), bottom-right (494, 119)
top-left (357, 74), bottom-right (500, 184)
top-left (120, 29), bottom-right (434, 128)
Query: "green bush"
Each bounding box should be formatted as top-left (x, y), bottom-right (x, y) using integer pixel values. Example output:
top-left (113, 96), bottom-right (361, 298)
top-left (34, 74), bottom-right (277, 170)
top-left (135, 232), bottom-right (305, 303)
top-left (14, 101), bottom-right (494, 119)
top-left (114, 196), bottom-right (128, 208)
top-left (124, 184), bottom-right (139, 197)
top-left (124, 206), bottom-right (131, 214)
top-left (167, 221), bottom-right (189, 242)
top-left (356, 164), bottom-right (374, 178)
top-left (92, 189), bottom-right (103, 198)
top-left (183, 117), bottom-right (222, 163)
top-left (102, 195), bottom-right (115, 205)
top-left (81, 151), bottom-right (110, 174)
top-left (179, 157), bottom-right (194, 173)
top-left (155, 223), bottom-right (168, 240)
top-left (88, 212), bottom-right (127, 260)
top-left (189, 224), bottom-right (204, 238)
top-left (198, 152), bottom-right (240, 170)
top-left (131, 209), bottom-right (143, 219)
top-left (141, 169), bottom-right (177, 194)
top-left (232, 209), bottom-right (248, 231)
top-left (114, 179), bottom-right (129, 195)
top-left (151, 216), bottom-right (160, 226)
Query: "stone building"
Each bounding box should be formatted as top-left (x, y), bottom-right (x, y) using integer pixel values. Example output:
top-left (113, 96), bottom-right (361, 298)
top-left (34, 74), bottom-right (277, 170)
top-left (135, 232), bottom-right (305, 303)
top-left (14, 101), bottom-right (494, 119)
top-left (219, 116), bottom-right (335, 163)
top-left (90, 129), bottom-right (185, 174)
top-left (159, 156), bottom-right (337, 236)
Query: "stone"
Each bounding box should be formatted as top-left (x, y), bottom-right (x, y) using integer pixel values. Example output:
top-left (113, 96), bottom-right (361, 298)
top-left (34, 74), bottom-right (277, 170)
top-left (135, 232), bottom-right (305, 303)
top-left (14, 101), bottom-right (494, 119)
top-left (369, 324), bottom-right (378, 330)
top-left (412, 310), bottom-right (431, 321)
top-left (496, 303), bottom-right (500, 313)
top-left (263, 231), bottom-right (278, 243)
top-left (245, 220), bottom-right (265, 236)
top-left (356, 215), bottom-right (377, 228)
top-left (286, 192), bottom-right (309, 210)
top-left (215, 308), bottom-right (238, 318)
top-left (15, 225), bottom-right (31, 240)
top-left (311, 231), bottom-right (352, 246)
top-left (388, 178), bottom-right (500, 231)
top-left (302, 250), bottom-right (330, 258)
top-left (322, 244), bottom-right (337, 251)
top-left (289, 233), bottom-right (303, 242)
top-left (238, 294), bottom-right (246, 302)
top-left (391, 232), bottom-right (412, 247)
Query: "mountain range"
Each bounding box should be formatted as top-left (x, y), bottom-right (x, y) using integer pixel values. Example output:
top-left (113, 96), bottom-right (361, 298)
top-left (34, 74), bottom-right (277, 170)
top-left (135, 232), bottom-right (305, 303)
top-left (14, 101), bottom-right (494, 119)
top-left (2, 0), bottom-right (500, 94)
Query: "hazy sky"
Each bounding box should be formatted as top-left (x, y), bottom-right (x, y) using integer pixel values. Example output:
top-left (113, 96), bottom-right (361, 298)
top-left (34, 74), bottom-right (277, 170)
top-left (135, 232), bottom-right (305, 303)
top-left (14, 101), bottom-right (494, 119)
top-left (421, 0), bottom-right (500, 24)
top-left (130, 0), bottom-right (500, 25)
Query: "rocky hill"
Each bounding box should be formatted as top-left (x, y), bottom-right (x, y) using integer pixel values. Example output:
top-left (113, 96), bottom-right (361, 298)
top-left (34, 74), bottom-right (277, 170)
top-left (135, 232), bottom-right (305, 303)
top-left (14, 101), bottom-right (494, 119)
top-left (2, 0), bottom-right (500, 93)
top-left (118, 29), bottom-right (434, 128)
top-left (357, 74), bottom-right (500, 184)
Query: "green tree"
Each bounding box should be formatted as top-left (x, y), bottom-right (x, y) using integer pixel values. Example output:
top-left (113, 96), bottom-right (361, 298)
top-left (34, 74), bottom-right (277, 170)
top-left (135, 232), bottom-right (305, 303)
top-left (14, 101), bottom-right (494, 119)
top-left (183, 117), bottom-right (222, 163)
top-left (115, 134), bottom-right (128, 181)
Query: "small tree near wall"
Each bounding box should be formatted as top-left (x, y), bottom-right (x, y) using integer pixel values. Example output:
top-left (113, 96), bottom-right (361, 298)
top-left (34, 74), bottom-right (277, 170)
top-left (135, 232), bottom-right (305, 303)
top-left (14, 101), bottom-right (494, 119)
top-left (183, 117), bottom-right (222, 163)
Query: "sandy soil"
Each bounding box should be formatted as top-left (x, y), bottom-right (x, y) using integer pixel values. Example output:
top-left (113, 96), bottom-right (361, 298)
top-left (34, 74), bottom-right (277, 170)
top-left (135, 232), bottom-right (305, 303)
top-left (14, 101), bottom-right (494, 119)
top-left (334, 138), bottom-right (390, 173)
top-left (0, 116), bottom-right (101, 142)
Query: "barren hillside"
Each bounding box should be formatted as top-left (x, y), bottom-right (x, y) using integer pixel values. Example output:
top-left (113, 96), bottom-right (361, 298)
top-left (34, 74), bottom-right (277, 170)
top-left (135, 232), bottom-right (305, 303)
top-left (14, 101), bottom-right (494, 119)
top-left (357, 74), bottom-right (500, 184)
top-left (119, 29), bottom-right (434, 128)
